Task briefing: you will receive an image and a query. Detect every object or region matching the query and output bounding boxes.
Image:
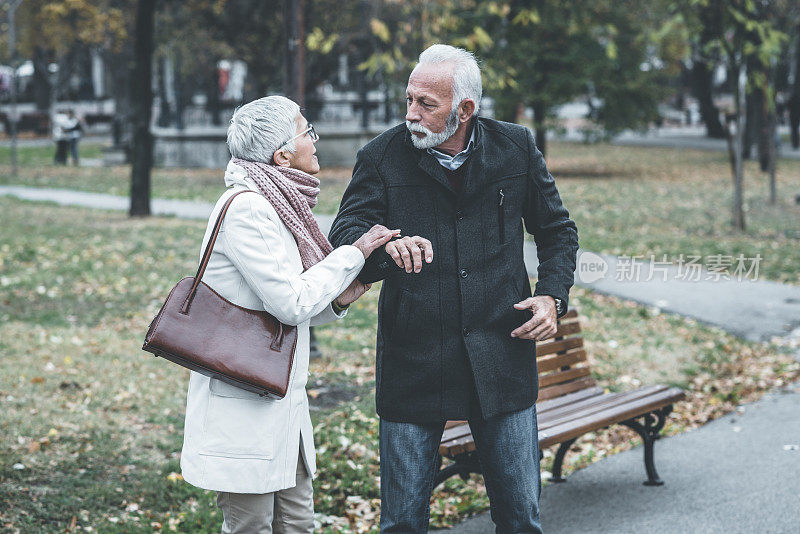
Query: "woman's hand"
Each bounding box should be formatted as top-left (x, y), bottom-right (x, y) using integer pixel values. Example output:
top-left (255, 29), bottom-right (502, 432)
top-left (352, 224), bottom-right (401, 259)
top-left (335, 279), bottom-right (372, 307)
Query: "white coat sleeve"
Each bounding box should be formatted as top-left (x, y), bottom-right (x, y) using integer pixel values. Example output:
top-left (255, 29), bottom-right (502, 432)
top-left (310, 303), bottom-right (347, 327)
top-left (220, 194), bottom-right (365, 326)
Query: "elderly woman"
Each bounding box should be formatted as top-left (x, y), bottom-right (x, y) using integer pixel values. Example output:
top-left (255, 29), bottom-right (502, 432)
top-left (180, 96), bottom-right (397, 533)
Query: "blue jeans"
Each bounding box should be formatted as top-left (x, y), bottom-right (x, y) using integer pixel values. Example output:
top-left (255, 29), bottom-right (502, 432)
top-left (379, 404), bottom-right (542, 533)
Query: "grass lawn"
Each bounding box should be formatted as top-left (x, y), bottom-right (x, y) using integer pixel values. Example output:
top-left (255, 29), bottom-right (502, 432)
top-left (547, 142), bottom-right (800, 285)
top-left (1, 198), bottom-right (797, 532)
top-left (0, 144), bottom-right (349, 216)
top-left (2, 139), bottom-right (799, 284)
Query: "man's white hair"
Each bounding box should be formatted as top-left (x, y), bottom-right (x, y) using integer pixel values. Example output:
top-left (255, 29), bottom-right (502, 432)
top-left (227, 95), bottom-right (300, 163)
top-left (415, 44), bottom-right (482, 115)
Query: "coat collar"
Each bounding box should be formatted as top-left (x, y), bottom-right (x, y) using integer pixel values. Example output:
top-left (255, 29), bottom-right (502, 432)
top-left (224, 159), bottom-right (258, 189)
top-left (405, 117), bottom-right (485, 198)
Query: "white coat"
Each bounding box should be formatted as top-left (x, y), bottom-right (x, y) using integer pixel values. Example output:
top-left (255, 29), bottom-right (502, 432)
top-left (180, 160), bottom-right (365, 494)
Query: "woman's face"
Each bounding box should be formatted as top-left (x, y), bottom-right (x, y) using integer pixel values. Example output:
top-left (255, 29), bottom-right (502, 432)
top-left (286, 114), bottom-right (320, 175)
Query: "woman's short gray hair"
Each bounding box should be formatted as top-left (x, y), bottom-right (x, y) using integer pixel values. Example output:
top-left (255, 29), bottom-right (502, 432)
top-left (415, 44), bottom-right (482, 115)
top-left (227, 96), bottom-right (300, 163)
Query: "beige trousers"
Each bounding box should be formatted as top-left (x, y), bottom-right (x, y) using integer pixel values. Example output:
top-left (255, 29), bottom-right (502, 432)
top-left (217, 451), bottom-right (314, 534)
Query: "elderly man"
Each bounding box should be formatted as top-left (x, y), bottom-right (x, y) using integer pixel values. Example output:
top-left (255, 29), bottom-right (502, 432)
top-left (329, 44), bottom-right (578, 532)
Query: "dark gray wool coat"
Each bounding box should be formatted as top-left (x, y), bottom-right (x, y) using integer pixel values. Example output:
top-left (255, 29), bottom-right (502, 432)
top-left (329, 117), bottom-right (579, 423)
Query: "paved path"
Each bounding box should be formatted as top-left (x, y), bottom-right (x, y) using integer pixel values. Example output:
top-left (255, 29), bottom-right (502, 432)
top-left (559, 125), bottom-right (800, 160)
top-left (3, 185), bottom-right (800, 343)
top-left (3, 185), bottom-right (800, 533)
top-left (0, 135), bottom-right (111, 148)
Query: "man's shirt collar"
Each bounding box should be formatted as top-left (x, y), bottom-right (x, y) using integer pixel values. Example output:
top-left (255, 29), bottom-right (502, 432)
top-left (427, 122), bottom-right (476, 171)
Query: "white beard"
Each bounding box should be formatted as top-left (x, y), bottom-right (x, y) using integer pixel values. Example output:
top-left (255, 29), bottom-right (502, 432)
top-left (406, 109), bottom-right (460, 150)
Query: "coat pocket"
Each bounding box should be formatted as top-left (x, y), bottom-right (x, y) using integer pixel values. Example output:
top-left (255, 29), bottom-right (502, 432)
top-left (199, 382), bottom-right (276, 459)
top-left (209, 377), bottom-right (271, 401)
top-left (497, 188), bottom-right (506, 243)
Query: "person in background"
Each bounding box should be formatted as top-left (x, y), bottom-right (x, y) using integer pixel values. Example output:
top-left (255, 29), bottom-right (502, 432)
top-left (52, 110), bottom-right (69, 165)
top-left (64, 110), bottom-right (83, 166)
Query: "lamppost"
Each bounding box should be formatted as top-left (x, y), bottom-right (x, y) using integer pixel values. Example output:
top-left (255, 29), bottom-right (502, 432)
top-left (6, 0), bottom-right (23, 177)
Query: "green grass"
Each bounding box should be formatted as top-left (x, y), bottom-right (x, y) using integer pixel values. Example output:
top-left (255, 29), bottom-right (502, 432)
top-left (1, 198), bottom-right (797, 531)
top-left (0, 143), bottom-right (104, 166)
top-left (546, 142), bottom-right (800, 285)
top-left (2, 140), bottom-right (798, 284)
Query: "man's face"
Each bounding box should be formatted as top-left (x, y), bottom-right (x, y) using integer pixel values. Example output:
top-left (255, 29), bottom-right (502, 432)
top-left (405, 63), bottom-right (459, 150)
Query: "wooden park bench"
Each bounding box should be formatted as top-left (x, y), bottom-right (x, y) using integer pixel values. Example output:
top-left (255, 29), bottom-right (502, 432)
top-left (436, 309), bottom-right (685, 487)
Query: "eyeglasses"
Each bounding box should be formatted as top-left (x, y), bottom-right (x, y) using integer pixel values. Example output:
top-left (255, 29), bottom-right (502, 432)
top-left (279, 123), bottom-right (318, 149)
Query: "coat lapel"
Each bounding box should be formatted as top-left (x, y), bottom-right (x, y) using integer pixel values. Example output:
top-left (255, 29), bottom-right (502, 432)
top-left (417, 152), bottom-right (456, 195)
top-left (458, 119), bottom-right (485, 204)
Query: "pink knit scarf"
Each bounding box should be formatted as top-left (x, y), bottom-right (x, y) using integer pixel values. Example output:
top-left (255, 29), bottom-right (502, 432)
top-left (232, 157), bottom-right (333, 271)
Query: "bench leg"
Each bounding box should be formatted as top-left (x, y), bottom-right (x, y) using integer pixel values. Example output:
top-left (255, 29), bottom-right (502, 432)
top-left (620, 405), bottom-right (673, 486)
top-left (433, 452), bottom-right (482, 489)
top-left (550, 438), bottom-right (578, 483)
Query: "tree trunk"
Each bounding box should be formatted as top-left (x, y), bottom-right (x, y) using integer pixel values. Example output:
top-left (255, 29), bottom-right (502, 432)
top-left (107, 41), bottom-right (134, 152)
top-left (791, 91), bottom-right (800, 149)
top-left (731, 62), bottom-right (746, 231)
top-left (206, 62), bottom-right (222, 126)
top-left (32, 46), bottom-right (51, 111)
top-left (532, 101), bottom-right (547, 158)
top-left (157, 55), bottom-right (171, 127)
top-left (767, 107), bottom-right (776, 205)
top-left (744, 54), bottom-right (766, 162)
top-left (129, 0), bottom-right (156, 217)
top-left (174, 49), bottom-right (185, 130)
top-left (790, 23), bottom-right (800, 149)
top-left (690, 55), bottom-right (726, 138)
top-left (283, 0), bottom-right (306, 107)
top-left (756, 87), bottom-right (769, 172)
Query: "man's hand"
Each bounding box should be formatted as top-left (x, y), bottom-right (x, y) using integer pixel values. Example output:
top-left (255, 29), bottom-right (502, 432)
top-left (510, 296), bottom-right (557, 341)
top-left (386, 235), bottom-right (434, 273)
top-left (335, 279), bottom-right (372, 307)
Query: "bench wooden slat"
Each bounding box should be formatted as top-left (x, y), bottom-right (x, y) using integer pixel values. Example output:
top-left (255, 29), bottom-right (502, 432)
top-left (536, 337), bottom-right (584, 358)
top-left (553, 321), bottom-right (581, 338)
top-left (538, 387), bottom-right (685, 449)
top-left (440, 434), bottom-right (477, 456)
top-left (444, 420), bottom-right (466, 430)
top-left (536, 386), bottom-right (605, 413)
top-left (441, 423), bottom-right (472, 444)
top-left (441, 384), bottom-right (604, 452)
top-left (538, 365), bottom-right (592, 388)
top-left (538, 385), bottom-right (669, 429)
top-left (537, 376), bottom-right (597, 401)
top-left (536, 349), bottom-right (587, 373)
top-left (560, 309), bottom-right (578, 320)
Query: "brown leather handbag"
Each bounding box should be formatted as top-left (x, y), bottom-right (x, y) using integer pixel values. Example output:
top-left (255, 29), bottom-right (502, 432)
top-left (142, 190), bottom-right (298, 399)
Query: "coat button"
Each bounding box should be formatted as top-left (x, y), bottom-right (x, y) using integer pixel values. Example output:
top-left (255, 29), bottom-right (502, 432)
top-left (460, 269), bottom-right (468, 278)
top-left (380, 261), bottom-right (389, 268)
top-left (462, 327), bottom-right (470, 337)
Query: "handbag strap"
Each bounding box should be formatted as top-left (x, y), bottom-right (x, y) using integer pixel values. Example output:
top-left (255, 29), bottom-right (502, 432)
top-left (181, 189), bottom-right (256, 314)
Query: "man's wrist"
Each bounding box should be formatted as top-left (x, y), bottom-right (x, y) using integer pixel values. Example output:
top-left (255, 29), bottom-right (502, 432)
top-left (552, 297), bottom-right (565, 317)
top-left (332, 299), bottom-right (350, 314)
